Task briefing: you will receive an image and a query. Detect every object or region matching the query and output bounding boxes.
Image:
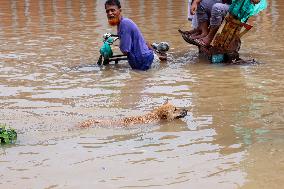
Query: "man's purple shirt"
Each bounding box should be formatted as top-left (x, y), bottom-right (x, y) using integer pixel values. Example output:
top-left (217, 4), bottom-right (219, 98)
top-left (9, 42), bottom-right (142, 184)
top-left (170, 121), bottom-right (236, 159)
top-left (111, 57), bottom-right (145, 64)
top-left (118, 17), bottom-right (153, 70)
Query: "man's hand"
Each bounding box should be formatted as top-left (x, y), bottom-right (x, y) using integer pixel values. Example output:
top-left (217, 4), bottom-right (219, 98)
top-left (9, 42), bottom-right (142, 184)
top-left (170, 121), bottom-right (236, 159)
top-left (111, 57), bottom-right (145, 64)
top-left (190, 1), bottom-right (198, 15)
top-left (251, 0), bottom-right (261, 4)
top-left (146, 42), bottom-right (154, 50)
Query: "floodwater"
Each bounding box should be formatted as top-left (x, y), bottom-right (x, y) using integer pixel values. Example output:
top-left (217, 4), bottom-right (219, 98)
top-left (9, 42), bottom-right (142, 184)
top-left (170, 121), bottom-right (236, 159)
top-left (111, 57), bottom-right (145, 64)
top-left (0, 0), bottom-right (283, 188)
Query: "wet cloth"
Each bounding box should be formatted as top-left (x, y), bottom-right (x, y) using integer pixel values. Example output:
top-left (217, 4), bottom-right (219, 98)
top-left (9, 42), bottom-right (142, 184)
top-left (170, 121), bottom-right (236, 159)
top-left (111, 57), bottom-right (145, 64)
top-left (118, 17), bottom-right (154, 71)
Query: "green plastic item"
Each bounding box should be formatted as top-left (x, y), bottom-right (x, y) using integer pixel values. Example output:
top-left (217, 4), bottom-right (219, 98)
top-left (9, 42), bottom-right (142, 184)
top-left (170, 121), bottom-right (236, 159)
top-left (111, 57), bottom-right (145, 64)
top-left (100, 37), bottom-right (114, 59)
top-left (0, 124), bottom-right (17, 144)
top-left (229, 0), bottom-right (268, 23)
top-left (97, 37), bottom-right (114, 65)
top-left (211, 54), bottom-right (225, 64)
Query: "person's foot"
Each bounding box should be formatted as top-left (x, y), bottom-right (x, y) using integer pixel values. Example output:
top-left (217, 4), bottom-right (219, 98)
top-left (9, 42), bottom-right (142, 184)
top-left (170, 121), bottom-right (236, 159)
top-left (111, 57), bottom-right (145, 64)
top-left (197, 26), bottom-right (219, 46)
top-left (191, 21), bottom-right (209, 39)
top-left (191, 31), bottom-right (208, 40)
top-left (185, 28), bottom-right (201, 36)
top-left (198, 35), bottom-right (213, 46)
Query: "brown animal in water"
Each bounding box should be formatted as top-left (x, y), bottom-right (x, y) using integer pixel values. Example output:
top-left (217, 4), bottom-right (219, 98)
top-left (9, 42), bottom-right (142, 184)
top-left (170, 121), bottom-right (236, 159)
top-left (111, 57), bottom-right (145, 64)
top-left (79, 101), bottom-right (188, 128)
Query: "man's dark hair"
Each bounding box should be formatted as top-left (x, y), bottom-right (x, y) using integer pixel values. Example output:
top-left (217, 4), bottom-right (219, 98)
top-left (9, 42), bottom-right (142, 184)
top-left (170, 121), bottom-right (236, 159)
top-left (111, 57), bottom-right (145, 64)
top-left (105, 0), bottom-right (121, 9)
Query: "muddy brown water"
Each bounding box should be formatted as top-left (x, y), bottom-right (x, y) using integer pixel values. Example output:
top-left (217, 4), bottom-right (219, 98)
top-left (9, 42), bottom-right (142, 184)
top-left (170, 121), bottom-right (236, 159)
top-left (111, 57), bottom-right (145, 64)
top-left (0, 0), bottom-right (283, 188)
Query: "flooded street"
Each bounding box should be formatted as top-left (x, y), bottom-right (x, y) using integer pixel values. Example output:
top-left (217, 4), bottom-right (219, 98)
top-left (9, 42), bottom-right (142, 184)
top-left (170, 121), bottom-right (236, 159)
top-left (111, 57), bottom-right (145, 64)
top-left (0, 0), bottom-right (283, 188)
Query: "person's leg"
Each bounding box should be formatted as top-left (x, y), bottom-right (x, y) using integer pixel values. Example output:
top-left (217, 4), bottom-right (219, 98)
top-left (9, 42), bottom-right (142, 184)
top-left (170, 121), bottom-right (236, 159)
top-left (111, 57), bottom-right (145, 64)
top-left (191, 0), bottom-right (222, 39)
top-left (199, 3), bottom-right (230, 46)
top-left (139, 52), bottom-right (154, 71)
top-left (191, 21), bottom-right (209, 39)
top-left (197, 25), bottom-right (218, 46)
top-left (191, 1), bottom-right (209, 39)
top-left (210, 3), bottom-right (229, 28)
top-left (187, 15), bottom-right (201, 36)
top-left (187, 0), bottom-right (200, 35)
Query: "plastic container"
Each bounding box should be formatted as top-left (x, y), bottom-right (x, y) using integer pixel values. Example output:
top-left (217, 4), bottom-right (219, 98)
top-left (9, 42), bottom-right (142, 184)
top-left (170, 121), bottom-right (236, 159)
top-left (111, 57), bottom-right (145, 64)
top-left (211, 54), bottom-right (225, 64)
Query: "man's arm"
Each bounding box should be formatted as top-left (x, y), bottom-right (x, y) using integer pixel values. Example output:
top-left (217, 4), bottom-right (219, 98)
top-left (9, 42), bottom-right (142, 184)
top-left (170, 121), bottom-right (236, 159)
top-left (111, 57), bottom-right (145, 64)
top-left (119, 28), bottom-right (131, 55)
top-left (191, 0), bottom-right (202, 15)
top-left (146, 42), bottom-right (154, 50)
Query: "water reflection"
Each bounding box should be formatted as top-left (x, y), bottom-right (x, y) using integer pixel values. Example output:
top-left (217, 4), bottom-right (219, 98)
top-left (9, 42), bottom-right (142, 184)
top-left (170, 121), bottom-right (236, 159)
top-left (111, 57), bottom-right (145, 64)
top-left (0, 0), bottom-right (283, 189)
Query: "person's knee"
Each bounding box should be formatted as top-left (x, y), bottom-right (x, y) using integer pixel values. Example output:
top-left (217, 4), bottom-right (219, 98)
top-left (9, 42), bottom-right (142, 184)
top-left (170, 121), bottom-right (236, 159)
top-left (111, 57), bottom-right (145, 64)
top-left (211, 3), bottom-right (229, 15)
top-left (210, 3), bottom-right (229, 26)
top-left (212, 3), bottom-right (224, 15)
top-left (197, 11), bottom-right (209, 24)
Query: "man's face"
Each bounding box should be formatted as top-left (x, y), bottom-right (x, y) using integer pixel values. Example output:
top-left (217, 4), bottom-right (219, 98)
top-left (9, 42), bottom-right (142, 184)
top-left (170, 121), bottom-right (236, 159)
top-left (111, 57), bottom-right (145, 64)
top-left (105, 4), bottom-right (121, 26)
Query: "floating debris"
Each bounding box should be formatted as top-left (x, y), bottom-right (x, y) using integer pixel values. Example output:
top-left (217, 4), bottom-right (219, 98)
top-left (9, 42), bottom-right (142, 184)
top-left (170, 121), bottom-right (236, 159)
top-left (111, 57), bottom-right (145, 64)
top-left (0, 124), bottom-right (17, 144)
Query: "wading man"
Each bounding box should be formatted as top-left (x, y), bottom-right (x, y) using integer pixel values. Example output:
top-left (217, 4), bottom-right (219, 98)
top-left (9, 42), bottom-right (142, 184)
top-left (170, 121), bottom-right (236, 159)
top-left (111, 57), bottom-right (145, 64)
top-left (105, 0), bottom-right (154, 71)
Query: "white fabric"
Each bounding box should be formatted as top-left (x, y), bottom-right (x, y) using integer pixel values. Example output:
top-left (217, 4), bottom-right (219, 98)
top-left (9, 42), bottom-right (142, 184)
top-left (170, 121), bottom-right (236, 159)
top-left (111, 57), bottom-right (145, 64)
top-left (188, 0), bottom-right (198, 29)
